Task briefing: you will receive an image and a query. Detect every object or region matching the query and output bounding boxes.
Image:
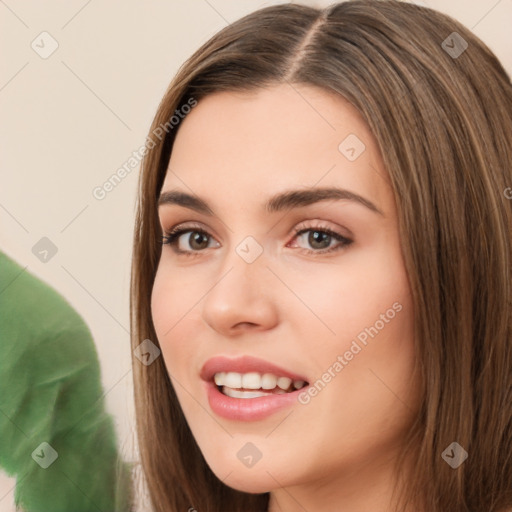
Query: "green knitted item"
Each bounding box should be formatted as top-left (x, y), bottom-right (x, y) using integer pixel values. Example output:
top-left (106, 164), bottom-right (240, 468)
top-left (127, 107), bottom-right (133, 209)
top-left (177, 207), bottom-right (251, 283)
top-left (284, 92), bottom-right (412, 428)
top-left (0, 250), bottom-right (133, 511)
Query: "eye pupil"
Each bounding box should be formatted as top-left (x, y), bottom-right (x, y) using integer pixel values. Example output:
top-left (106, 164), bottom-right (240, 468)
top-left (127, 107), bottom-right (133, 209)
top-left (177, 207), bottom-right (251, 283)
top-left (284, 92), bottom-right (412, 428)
top-left (309, 230), bottom-right (330, 249)
top-left (189, 232), bottom-right (209, 250)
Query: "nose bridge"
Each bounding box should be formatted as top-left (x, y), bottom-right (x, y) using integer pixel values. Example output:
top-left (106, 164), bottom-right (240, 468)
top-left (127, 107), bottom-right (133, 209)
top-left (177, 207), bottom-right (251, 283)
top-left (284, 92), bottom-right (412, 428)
top-left (201, 233), bottom-right (278, 332)
top-left (216, 233), bottom-right (269, 297)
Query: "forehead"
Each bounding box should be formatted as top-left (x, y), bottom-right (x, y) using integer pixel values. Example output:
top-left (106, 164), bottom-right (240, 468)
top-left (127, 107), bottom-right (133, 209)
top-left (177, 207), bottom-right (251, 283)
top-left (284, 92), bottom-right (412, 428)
top-left (161, 84), bottom-right (390, 213)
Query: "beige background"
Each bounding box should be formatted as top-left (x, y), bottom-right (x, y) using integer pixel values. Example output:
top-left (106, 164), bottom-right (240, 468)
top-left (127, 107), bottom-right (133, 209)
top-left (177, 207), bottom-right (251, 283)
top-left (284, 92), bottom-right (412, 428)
top-left (1, 0), bottom-right (511, 510)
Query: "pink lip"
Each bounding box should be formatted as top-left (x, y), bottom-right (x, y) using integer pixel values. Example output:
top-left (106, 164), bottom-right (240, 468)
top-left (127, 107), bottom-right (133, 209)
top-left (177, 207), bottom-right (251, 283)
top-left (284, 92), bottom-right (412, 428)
top-left (203, 380), bottom-right (308, 421)
top-left (200, 355), bottom-right (309, 383)
top-left (200, 355), bottom-right (310, 422)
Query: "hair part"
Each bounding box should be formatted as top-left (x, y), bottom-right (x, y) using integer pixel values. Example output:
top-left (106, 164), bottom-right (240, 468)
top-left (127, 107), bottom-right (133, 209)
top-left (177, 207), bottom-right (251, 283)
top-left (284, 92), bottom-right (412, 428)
top-left (130, 1), bottom-right (512, 510)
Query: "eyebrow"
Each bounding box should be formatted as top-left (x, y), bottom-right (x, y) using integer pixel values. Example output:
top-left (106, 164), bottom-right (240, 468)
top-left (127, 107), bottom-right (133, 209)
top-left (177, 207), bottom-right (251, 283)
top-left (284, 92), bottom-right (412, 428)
top-left (157, 187), bottom-right (383, 216)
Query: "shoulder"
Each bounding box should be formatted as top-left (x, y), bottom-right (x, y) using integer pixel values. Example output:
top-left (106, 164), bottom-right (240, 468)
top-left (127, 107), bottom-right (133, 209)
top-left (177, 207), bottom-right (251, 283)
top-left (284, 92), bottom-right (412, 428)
top-left (0, 250), bottom-right (100, 376)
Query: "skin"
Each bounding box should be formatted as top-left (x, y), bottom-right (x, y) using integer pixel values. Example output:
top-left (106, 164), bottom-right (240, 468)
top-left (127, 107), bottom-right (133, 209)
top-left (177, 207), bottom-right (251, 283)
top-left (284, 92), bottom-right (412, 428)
top-left (151, 83), bottom-right (422, 512)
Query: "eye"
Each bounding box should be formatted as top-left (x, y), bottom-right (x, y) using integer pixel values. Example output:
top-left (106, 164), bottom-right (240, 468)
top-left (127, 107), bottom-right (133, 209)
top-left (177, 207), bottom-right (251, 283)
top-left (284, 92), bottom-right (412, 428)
top-left (160, 222), bottom-right (353, 256)
top-left (161, 223), bottom-right (219, 256)
top-left (288, 224), bottom-right (353, 255)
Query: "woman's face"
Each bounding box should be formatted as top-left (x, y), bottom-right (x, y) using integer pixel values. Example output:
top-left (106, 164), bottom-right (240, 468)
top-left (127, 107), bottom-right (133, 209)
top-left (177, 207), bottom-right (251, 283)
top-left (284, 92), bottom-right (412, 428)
top-left (151, 84), bottom-right (420, 500)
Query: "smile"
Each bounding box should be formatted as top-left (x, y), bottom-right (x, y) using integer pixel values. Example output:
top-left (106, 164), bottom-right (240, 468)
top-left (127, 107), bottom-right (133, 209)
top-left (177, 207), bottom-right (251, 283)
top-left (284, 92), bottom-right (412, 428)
top-left (214, 371), bottom-right (307, 398)
top-left (200, 355), bottom-right (310, 421)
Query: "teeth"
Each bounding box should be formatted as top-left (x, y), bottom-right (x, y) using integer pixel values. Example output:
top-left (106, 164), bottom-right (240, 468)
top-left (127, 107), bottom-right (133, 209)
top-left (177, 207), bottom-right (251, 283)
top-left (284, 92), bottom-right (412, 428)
top-left (213, 371), bottom-right (307, 391)
top-left (242, 372), bottom-right (262, 389)
top-left (277, 376), bottom-right (292, 390)
top-left (224, 372), bottom-right (242, 388)
top-left (293, 380), bottom-right (306, 389)
top-left (222, 387), bottom-right (288, 399)
top-left (261, 373), bottom-right (277, 390)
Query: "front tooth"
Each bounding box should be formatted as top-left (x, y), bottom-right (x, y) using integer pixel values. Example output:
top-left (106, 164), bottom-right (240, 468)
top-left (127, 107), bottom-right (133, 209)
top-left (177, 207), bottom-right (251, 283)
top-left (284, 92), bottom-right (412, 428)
top-left (261, 373), bottom-right (277, 390)
top-left (214, 372), bottom-right (225, 386)
top-left (277, 376), bottom-right (292, 390)
top-left (242, 372), bottom-right (262, 389)
top-left (224, 372), bottom-right (242, 388)
top-left (293, 380), bottom-right (305, 389)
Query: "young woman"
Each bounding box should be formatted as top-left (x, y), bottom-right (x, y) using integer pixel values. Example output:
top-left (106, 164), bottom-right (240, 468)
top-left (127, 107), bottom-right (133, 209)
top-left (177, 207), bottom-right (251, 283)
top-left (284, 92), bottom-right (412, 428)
top-left (129, 1), bottom-right (512, 511)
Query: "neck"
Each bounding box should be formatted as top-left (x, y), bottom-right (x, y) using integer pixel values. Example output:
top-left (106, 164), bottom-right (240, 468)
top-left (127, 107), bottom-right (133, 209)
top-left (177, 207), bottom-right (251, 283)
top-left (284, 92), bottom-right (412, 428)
top-left (267, 450), bottom-right (421, 512)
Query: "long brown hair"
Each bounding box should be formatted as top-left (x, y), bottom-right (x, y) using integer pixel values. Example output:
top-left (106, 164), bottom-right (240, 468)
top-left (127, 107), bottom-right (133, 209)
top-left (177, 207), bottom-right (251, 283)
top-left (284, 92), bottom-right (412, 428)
top-left (129, 1), bottom-right (512, 510)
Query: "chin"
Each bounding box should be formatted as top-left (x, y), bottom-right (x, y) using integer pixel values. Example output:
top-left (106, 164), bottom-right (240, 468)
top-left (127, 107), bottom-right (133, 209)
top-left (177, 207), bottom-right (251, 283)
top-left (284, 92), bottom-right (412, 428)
top-left (220, 472), bottom-right (274, 494)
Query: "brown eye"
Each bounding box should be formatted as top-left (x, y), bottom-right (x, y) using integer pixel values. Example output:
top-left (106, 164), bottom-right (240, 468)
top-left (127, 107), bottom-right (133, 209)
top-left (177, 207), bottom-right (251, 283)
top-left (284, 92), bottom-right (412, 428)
top-left (290, 226), bottom-right (353, 255)
top-left (307, 230), bottom-right (332, 250)
top-left (185, 231), bottom-right (210, 250)
top-left (162, 228), bottom-right (217, 255)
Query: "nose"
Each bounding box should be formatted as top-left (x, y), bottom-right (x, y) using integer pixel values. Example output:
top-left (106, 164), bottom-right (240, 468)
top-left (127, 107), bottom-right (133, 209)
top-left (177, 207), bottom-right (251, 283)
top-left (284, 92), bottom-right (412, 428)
top-left (201, 246), bottom-right (279, 336)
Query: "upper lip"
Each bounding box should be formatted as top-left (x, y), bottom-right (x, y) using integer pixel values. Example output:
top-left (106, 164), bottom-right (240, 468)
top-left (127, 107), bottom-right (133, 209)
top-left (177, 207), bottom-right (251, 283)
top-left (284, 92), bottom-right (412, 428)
top-left (200, 355), bottom-right (309, 383)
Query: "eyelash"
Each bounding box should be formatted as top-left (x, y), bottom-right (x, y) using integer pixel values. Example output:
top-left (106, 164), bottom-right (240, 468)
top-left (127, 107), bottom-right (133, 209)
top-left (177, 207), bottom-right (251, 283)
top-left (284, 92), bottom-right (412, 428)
top-left (160, 222), bottom-right (353, 257)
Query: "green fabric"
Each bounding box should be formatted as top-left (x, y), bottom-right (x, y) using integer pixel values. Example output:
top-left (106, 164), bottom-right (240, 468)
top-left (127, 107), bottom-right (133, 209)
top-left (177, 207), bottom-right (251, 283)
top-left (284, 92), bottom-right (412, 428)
top-left (0, 250), bottom-right (133, 511)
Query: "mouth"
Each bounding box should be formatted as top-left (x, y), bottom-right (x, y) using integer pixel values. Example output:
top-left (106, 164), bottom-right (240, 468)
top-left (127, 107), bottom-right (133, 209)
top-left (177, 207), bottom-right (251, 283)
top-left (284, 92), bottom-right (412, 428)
top-left (214, 371), bottom-right (308, 398)
top-left (200, 355), bottom-right (310, 421)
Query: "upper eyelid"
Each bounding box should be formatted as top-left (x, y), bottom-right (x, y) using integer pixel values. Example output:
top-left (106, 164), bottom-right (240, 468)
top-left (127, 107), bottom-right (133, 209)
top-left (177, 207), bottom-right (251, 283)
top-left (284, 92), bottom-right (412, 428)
top-left (162, 220), bottom-right (348, 236)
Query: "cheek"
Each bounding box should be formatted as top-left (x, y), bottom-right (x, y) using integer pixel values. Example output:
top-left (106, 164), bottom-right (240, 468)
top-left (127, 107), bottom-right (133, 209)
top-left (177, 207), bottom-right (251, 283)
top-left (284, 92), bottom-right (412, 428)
top-left (150, 267), bottom-right (172, 342)
top-left (150, 265), bottom-right (197, 375)
top-left (151, 262), bottom-right (202, 335)
top-left (291, 275), bottom-right (417, 470)
top-left (286, 241), bottom-right (412, 353)
top-left (290, 239), bottom-right (417, 411)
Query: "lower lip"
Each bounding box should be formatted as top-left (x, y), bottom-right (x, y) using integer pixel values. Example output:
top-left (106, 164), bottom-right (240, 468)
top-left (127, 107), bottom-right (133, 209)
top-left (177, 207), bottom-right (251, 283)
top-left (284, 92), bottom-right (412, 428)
top-left (204, 380), bottom-right (306, 421)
